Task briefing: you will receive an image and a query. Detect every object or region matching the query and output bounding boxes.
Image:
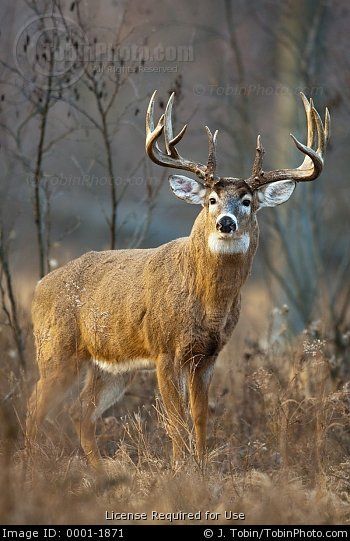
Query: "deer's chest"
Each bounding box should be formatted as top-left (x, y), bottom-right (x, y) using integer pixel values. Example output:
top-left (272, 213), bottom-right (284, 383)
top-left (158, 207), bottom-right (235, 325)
top-left (181, 297), bottom-right (241, 359)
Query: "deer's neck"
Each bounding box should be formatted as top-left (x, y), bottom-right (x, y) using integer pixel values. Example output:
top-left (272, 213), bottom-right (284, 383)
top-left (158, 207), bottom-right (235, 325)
top-left (184, 211), bottom-right (258, 315)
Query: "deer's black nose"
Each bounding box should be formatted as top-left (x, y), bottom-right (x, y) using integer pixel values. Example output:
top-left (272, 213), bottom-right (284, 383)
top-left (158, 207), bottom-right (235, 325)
top-left (216, 215), bottom-right (237, 233)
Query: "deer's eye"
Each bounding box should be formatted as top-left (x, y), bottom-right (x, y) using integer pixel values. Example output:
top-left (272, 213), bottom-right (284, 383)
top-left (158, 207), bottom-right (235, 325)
top-left (242, 199), bottom-right (251, 207)
top-left (209, 197), bottom-right (217, 205)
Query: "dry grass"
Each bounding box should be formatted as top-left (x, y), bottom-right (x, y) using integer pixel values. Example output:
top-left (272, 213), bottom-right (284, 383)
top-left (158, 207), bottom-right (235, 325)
top-left (1, 299), bottom-right (350, 525)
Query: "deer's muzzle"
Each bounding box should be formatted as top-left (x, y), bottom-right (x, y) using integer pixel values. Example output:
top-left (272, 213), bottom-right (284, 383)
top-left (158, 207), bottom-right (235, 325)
top-left (216, 214), bottom-right (237, 234)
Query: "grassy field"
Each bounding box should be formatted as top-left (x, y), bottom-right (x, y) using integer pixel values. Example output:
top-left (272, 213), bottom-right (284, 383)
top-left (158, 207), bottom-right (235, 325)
top-left (0, 286), bottom-right (349, 525)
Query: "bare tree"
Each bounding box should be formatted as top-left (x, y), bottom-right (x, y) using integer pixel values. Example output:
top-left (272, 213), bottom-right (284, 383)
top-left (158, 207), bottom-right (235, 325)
top-left (254, 1), bottom-right (349, 346)
top-left (59, 0), bottom-right (147, 249)
top-left (0, 0), bottom-right (77, 277)
top-left (0, 225), bottom-right (25, 370)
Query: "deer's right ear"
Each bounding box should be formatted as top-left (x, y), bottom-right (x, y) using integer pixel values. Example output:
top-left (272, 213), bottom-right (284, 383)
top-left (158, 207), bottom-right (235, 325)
top-left (169, 175), bottom-right (206, 205)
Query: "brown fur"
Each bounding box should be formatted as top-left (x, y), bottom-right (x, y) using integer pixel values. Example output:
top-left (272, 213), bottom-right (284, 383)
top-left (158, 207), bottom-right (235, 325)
top-left (27, 183), bottom-right (259, 467)
top-left (27, 90), bottom-right (330, 467)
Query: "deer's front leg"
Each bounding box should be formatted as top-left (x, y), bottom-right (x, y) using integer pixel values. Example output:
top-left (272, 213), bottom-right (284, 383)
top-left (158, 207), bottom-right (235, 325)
top-left (188, 357), bottom-right (216, 463)
top-left (156, 356), bottom-right (187, 464)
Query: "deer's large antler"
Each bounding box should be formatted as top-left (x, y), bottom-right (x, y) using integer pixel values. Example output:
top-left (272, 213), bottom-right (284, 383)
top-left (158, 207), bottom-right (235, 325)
top-left (146, 91), bottom-right (219, 187)
top-left (247, 93), bottom-right (330, 191)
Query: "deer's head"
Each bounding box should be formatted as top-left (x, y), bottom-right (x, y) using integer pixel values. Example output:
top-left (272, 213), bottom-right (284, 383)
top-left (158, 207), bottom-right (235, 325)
top-left (146, 92), bottom-right (330, 255)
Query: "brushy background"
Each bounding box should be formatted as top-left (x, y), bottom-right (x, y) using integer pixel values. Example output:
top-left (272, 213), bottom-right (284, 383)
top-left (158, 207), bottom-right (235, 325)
top-left (0, 0), bottom-right (349, 525)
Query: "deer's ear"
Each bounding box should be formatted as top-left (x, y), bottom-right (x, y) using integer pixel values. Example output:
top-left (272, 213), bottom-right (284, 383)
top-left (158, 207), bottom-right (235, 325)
top-left (257, 180), bottom-right (296, 209)
top-left (169, 175), bottom-right (206, 205)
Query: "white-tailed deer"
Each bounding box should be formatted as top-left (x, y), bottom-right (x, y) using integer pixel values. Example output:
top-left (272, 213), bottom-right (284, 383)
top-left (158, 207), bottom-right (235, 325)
top-left (27, 92), bottom-right (330, 467)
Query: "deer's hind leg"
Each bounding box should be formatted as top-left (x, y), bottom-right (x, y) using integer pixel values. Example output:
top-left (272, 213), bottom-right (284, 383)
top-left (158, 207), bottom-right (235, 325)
top-left (70, 363), bottom-right (134, 467)
top-left (26, 357), bottom-right (78, 445)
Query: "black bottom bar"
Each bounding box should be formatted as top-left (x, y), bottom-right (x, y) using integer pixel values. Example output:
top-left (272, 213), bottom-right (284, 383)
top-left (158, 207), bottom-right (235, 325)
top-left (0, 525), bottom-right (349, 541)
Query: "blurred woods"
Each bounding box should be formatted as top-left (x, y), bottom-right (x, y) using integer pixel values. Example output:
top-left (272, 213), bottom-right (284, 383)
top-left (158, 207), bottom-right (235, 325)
top-left (0, 0), bottom-right (349, 381)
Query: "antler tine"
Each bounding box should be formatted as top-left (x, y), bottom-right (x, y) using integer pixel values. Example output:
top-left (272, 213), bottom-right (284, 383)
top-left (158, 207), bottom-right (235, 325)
top-left (169, 124), bottom-right (188, 148)
top-left (247, 93), bottom-right (330, 189)
top-left (163, 93), bottom-right (174, 155)
top-left (145, 90), bottom-right (165, 164)
top-left (146, 90), bottom-right (156, 135)
top-left (205, 126), bottom-right (218, 177)
top-left (251, 134), bottom-right (265, 178)
top-left (164, 93), bottom-right (188, 159)
top-left (146, 90), bottom-right (164, 141)
top-left (312, 105), bottom-right (326, 156)
top-left (325, 107), bottom-right (330, 144)
top-left (300, 92), bottom-right (314, 149)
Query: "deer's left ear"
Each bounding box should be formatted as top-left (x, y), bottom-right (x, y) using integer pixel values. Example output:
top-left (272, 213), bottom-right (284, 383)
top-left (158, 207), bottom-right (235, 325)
top-left (257, 180), bottom-right (296, 210)
top-left (169, 175), bottom-right (206, 205)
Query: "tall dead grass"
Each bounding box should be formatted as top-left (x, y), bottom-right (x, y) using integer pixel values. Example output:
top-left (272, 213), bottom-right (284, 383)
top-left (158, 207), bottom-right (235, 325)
top-left (0, 305), bottom-right (349, 525)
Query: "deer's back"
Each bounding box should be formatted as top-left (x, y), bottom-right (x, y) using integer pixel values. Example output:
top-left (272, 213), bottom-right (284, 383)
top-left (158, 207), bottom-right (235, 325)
top-left (32, 240), bottom-right (199, 361)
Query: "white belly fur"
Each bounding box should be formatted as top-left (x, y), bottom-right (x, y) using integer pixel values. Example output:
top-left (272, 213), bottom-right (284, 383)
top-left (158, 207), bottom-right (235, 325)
top-left (93, 358), bottom-right (156, 375)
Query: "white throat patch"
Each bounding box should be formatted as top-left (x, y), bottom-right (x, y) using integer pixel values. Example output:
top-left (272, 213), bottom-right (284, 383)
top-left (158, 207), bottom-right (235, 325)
top-left (208, 232), bottom-right (250, 255)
